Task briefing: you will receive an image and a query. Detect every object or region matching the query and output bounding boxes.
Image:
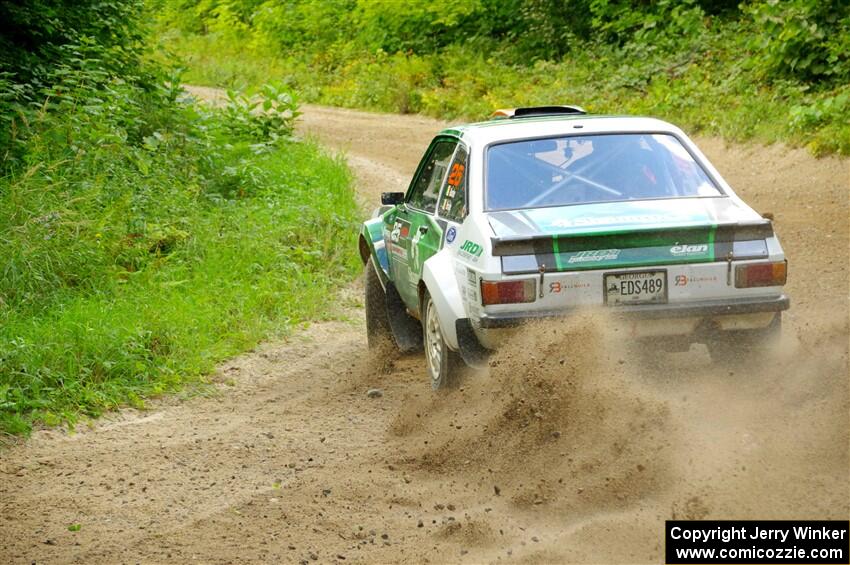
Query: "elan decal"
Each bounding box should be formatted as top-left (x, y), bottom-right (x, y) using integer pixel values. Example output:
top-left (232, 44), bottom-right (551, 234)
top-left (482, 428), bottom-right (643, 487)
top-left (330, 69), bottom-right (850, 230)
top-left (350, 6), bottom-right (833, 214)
top-left (670, 244), bottom-right (709, 256)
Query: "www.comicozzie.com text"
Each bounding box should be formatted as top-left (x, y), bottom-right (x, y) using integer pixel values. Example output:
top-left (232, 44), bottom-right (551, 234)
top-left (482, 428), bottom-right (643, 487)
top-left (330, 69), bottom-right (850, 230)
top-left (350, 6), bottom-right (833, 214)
top-left (670, 525), bottom-right (848, 544)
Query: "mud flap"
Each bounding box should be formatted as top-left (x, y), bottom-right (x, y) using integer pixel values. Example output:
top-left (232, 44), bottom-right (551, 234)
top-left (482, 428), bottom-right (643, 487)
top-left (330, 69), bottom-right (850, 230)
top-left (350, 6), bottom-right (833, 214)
top-left (384, 281), bottom-right (423, 352)
top-left (455, 319), bottom-right (491, 369)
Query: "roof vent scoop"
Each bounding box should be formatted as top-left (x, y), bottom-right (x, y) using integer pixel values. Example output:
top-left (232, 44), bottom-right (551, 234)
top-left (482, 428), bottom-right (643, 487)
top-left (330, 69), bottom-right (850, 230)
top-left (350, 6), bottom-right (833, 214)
top-left (492, 105), bottom-right (587, 119)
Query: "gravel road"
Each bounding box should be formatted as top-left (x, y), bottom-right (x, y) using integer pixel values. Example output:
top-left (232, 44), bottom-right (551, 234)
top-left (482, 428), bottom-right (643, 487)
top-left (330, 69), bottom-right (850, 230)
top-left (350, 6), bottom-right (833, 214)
top-left (1, 89), bottom-right (847, 564)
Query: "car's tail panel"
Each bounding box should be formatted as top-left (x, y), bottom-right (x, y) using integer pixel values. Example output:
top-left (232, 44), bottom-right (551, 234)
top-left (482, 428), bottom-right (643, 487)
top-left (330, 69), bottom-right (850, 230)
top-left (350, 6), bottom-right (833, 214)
top-left (488, 198), bottom-right (773, 274)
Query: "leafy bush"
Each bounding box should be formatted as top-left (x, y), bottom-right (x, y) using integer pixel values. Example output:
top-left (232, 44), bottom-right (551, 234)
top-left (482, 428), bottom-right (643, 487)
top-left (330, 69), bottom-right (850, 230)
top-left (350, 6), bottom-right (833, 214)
top-left (0, 1), bottom-right (360, 435)
top-left (0, 0), bottom-right (147, 85)
top-left (747, 0), bottom-right (850, 83)
top-left (156, 0), bottom-right (850, 156)
top-left (221, 83), bottom-right (301, 145)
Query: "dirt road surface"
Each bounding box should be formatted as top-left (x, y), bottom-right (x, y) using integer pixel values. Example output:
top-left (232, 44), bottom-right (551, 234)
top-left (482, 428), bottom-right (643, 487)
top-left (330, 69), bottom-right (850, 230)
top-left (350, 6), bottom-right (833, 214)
top-left (2, 90), bottom-right (848, 564)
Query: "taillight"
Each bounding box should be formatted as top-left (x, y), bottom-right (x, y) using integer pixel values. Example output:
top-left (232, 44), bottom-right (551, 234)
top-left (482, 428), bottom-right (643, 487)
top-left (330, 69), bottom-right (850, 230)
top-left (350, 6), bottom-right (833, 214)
top-left (735, 261), bottom-right (787, 288)
top-left (480, 279), bottom-right (536, 305)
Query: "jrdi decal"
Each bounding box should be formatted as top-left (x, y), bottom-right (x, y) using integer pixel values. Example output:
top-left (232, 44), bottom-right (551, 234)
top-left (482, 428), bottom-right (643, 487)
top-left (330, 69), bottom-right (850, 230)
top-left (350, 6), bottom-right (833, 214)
top-left (459, 240), bottom-right (483, 257)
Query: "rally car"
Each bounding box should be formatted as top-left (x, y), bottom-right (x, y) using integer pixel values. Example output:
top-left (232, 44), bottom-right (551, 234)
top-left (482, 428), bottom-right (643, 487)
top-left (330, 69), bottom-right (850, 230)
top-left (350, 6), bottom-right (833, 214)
top-left (358, 106), bottom-right (789, 388)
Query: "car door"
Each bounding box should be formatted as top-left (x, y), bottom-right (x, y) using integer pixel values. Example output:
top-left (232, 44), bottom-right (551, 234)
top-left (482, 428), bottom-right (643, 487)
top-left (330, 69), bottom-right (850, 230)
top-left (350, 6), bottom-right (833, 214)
top-left (391, 138), bottom-right (457, 311)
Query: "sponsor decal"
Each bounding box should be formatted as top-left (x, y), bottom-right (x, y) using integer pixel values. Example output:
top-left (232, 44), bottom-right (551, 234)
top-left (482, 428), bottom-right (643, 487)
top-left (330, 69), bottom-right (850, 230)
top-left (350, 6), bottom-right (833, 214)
top-left (548, 280), bottom-right (591, 294)
top-left (376, 246), bottom-right (389, 272)
top-left (466, 268), bottom-right (480, 302)
top-left (674, 274), bottom-right (718, 286)
top-left (550, 215), bottom-right (668, 228)
top-left (567, 249), bottom-right (620, 264)
top-left (446, 226), bottom-right (457, 244)
top-left (388, 242), bottom-right (406, 259)
top-left (460, 240), bottom-right (484, 257)
top-left (440, 195), bottom-right (453, 214)
top-left (390, 219), bottom-right (410, 243)
top-left (670, 244), bottom-right (709, 256)
top-left (409, 225), bottom-right (425, 270)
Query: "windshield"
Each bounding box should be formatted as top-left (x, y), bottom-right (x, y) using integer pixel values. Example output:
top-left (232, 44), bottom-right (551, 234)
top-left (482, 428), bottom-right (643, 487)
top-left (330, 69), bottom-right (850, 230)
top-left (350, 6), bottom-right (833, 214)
top-left (485, 133), bottom-right (722, 210)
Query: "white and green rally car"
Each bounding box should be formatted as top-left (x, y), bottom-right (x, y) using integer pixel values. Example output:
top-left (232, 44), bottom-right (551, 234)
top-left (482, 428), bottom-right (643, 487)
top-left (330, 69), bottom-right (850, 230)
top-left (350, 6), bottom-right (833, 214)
top-left (358, 106), bottom-right (789, 388)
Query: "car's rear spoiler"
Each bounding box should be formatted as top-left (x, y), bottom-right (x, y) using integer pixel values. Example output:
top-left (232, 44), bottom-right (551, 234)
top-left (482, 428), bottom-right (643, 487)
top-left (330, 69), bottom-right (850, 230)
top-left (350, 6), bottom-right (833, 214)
top-left (490, 220), bottom-right (774, 257)
top-left (494, 221), bottom-right (776, 274)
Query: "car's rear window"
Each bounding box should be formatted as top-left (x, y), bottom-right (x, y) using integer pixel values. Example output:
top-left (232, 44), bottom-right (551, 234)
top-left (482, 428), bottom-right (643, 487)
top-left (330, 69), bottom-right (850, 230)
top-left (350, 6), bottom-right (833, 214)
top-left (485, 133), bottom-right (722, 210)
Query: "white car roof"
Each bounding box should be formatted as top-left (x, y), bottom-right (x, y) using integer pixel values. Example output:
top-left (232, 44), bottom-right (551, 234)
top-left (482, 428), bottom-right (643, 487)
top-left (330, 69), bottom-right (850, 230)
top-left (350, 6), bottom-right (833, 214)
top-left (443, 115), bottom-right (685, 146)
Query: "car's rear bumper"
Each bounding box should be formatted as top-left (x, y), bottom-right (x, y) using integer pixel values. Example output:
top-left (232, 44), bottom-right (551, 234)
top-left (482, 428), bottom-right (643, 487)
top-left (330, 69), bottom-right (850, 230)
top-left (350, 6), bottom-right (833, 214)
top-left (476, 294), bottom-right (789, 329)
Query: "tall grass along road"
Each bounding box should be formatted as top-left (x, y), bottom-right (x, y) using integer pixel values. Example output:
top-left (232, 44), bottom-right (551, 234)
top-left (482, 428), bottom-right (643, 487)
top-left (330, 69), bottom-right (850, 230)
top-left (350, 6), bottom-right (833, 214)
top-left (0, 4), bottom-right (359, 436)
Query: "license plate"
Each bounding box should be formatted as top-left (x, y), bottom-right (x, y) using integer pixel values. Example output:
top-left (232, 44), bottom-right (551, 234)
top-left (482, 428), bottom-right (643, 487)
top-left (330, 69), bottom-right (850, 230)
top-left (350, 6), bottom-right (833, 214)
top-left (604, 270), bottom-right (667, 306)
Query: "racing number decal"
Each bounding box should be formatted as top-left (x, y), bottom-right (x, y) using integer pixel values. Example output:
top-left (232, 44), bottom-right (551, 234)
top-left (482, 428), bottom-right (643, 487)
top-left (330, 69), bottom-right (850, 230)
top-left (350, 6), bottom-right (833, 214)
top-left (447, 163), bottom-right (464, 187)
top-left (440, 164), bottom-right (463, 216)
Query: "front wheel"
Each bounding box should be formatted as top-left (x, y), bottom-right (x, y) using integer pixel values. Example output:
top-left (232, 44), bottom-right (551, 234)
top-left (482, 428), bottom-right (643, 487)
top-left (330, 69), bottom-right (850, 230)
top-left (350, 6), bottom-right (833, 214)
top-left (422, 291), bottom-right (461, 389)
top-left (364, 257), bottom-right (393, 351)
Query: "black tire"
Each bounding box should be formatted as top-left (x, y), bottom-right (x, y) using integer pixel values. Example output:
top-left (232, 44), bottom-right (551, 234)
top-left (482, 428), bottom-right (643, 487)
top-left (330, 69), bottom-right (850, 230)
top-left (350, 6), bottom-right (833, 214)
top-left (364, 257), bottom-right (393, 351)
top-left (706, 313), bottom-right (782, 365)
top-left (422, 291), bottom-right (461, 389)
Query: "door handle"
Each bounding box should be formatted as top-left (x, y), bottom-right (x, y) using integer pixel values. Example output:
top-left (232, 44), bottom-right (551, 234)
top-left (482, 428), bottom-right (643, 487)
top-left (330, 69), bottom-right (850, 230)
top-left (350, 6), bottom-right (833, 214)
top-left (418, 225), bottom-right (429, 234)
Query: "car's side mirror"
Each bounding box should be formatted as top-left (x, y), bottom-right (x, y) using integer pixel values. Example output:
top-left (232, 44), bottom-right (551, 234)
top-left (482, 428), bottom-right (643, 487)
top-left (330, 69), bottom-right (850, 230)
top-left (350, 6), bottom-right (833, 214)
top-left (381, 192), bottom-right (405, 206)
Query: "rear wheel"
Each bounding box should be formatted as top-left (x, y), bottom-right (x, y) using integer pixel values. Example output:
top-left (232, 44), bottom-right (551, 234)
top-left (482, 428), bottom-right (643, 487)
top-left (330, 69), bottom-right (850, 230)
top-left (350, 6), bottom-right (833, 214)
top-left (422, 291), bottom-right (461, 389)
top-left (706, 313), bottom-right (782, 364)
top-left (364, 257), bottom-right (393, 351)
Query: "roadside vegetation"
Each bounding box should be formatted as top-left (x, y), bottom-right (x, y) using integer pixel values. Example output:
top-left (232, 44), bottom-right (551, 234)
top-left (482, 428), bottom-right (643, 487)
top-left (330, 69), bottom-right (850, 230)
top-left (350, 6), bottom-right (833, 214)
top-left (0, 1), bottom-right (359, 435)
top-left (154, 0), bottom-right (850, 156)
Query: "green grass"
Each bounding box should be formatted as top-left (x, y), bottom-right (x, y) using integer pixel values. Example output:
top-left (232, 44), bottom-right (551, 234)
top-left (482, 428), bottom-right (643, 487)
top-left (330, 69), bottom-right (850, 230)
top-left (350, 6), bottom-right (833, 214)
top-left (0, 88), bottom-right (360, 436)
top-left (159, 31), bottom-right (850, 157)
